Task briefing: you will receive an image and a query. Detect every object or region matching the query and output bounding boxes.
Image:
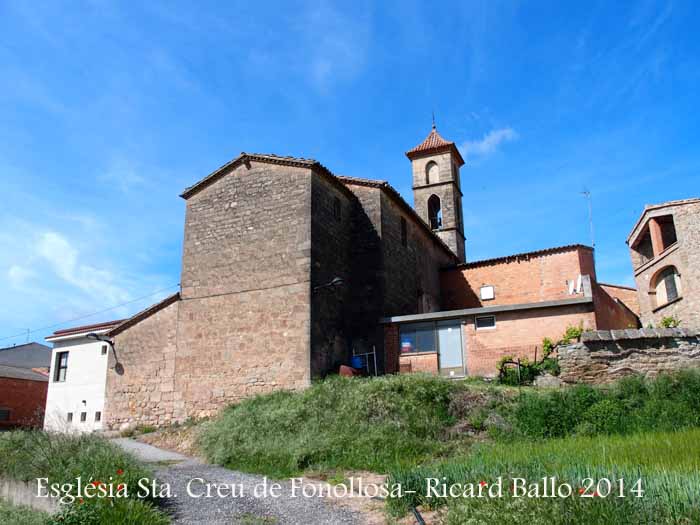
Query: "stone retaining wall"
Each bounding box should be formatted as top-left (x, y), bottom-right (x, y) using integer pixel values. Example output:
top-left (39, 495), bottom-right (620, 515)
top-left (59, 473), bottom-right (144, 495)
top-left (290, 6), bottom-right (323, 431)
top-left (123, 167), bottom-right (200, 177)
top-left (558, 327), bottom-right (700, 384)
top-left (0, 476), bottom-right (58, 513)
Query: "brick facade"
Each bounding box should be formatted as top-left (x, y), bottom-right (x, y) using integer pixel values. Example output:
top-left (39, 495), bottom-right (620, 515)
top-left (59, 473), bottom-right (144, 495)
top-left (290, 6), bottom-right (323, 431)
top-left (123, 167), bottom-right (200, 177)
top-left (628, 199), bottom-right (700, 327)
top-left (388, 245), bottom-right (639, 379)
top-left (0, 376), bottom-right (47, 429)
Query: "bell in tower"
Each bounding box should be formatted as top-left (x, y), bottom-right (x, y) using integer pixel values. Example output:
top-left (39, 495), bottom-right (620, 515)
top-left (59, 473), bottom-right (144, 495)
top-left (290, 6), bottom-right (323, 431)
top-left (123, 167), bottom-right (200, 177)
top-left (406, 123), bottom-right (466, 262)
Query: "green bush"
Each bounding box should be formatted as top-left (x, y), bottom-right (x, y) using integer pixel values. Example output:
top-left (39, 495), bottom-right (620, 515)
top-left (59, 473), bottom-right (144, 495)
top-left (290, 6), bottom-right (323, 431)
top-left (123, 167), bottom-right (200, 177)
top-left (199, 374), bottom-right (460, 477)
top-left (0, 500), bottom-right (48, 525)
top-left (505, 369), bottom-right (700, 439)
top-left (48, 498), bottom-right (168, 525)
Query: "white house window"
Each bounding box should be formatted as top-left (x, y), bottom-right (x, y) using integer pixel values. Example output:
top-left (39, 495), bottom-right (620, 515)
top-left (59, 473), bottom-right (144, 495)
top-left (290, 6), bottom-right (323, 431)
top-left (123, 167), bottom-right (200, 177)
top-left (101, 344), bottom-right (108, 355)
top-left (54, 351), bottom-right (68, 382)
top-left (80, 412), bottom-right (87, 422)
top-left (95, 411), bottom-right (101, 422)
top-left (67, 412), bottom-right (73, 423)
top-left (475, 315), bottom-right (496, 330)
top-left (480, 285), bottom-right (495, 301)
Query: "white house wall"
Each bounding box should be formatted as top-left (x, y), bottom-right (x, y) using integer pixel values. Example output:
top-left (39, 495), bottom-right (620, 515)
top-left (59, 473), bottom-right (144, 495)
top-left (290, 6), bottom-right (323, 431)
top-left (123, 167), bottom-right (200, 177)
top-left (44, 337), bottom-right (108, 433)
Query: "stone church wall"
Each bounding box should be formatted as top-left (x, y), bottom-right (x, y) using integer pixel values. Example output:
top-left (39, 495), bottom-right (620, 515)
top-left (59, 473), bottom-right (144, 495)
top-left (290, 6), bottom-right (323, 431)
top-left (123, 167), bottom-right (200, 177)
top-left (558, 327), bottom-right (700, 384)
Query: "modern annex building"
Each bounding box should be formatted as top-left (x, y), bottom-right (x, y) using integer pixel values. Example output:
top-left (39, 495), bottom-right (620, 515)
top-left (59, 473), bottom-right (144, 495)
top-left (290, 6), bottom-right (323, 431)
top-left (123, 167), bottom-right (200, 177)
top-left (44, 126), bottom-right (640, 431)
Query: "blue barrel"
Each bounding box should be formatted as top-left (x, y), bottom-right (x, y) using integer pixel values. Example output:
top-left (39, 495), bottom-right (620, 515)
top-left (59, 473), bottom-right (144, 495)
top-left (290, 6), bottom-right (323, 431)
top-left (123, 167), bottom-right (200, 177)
top-left (351, 355), bottom-right (366, 369)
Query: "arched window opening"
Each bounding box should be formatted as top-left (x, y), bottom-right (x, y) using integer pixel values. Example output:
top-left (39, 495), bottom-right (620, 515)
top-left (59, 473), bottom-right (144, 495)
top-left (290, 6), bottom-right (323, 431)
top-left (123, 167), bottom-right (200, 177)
top-left (651, 266), bottom-right (681, 307)
top-left (425, 161), bottom-right (439, 185)
top-left (428, 195), bottom-right (442, 230)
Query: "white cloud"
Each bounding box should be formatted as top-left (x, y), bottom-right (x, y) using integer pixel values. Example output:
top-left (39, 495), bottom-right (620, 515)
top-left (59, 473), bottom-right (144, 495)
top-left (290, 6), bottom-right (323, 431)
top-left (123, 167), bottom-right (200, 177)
top-left (7, 265), bottom-right (35, 289)
top-left (35, 231), bottom-right (132, 306)
top-left (461, 127), bottom-right (519, 159)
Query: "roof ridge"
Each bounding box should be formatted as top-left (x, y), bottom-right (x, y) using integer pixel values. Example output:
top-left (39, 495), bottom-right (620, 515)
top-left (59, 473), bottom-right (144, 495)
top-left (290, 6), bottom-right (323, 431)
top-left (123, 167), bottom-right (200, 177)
top-left (449, 244), bottom-right (593, 269)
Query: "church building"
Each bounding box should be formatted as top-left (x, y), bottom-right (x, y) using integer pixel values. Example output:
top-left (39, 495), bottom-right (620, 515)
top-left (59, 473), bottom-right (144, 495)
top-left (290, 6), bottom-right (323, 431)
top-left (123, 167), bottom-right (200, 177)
top-left (49, 126), bottom-right (639, 430)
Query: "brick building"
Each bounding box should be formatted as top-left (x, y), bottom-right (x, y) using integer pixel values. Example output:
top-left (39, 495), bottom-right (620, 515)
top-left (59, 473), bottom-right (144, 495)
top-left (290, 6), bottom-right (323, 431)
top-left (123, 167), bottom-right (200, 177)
top-left (96, 126), bottom-right (639, 428)
top-left (627, 198), bottom-right (700, 327)
top-left (0, 343), bottom-right (51, 429)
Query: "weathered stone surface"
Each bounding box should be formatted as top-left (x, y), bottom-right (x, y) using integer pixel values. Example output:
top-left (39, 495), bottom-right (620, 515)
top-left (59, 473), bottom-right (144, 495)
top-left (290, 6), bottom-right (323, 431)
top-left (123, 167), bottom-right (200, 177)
top-left (534, 373), bottom-right (564, 388)
top-left (558, 329), bottom-right (700, 384)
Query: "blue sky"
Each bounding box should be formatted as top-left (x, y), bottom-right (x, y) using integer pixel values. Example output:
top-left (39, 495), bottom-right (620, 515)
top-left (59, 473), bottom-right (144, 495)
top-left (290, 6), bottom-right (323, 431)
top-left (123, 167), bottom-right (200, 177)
top-left (1, 0), bottom-right (698, 346)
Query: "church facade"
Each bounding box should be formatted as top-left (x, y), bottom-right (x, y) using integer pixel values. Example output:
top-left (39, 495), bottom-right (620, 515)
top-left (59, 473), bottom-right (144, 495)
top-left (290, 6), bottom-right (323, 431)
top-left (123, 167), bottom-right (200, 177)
top-left (98, 127), bottom-right (638, 429)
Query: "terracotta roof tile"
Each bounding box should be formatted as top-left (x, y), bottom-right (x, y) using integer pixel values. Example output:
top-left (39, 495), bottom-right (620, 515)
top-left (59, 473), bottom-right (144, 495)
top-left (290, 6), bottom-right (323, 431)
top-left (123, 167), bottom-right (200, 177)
top-left (406, 126), bottom-right (465, 165)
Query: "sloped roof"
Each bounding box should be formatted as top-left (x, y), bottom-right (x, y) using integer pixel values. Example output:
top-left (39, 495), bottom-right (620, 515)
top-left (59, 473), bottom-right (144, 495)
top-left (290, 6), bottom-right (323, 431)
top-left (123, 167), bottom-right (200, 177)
top-left (337, 175), bottom-right (459, 261)
top-left (406, 125), bottom-right (465, 166)
top-left (47, 319), bottom-right (126, 341)
top-left (108, 293), bottom-right (181, 336)
top-left (627, 197), bottom-right (700, 244)
top-left (180, 153), bottom-right (354, 200)
top-left (0, 342), bottom-right (51, 368)
top-left (0, 364), bottom-right (48, 382)
top-left (449, 244), bottom-right (593, 269)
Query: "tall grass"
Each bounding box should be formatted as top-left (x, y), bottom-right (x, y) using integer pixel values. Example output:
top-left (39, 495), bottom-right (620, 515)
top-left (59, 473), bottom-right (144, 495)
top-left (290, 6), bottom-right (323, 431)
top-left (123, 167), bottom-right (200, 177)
top-left (0, 431), bottom-right (168, 524)
top-left (387, 428), bottom-right (700, 523)
top-left (501, 370), bottom-right (700, 439)
top-left (199, 374), bottom-right (459, 477)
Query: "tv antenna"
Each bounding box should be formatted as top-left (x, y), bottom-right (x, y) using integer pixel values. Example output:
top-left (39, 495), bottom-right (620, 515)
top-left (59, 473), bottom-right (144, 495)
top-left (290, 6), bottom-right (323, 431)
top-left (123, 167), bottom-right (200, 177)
top-left (581, 189), bottom-right (595, 249)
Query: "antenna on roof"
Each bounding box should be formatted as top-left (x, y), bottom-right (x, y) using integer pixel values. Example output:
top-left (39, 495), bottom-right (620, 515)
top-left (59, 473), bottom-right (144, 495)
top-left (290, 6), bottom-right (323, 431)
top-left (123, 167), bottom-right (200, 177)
top-left (431, 110), bottom-right (436, 130)
top-left (581, 189), bottom-right (595, 249)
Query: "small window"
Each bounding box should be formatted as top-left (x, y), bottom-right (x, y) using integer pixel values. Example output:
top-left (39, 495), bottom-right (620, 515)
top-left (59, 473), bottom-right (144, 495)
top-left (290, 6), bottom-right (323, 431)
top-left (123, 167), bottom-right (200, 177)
top-left (400, 322), bottom-right (436, 353)
top-left (475, 315), bottom-right (496, 330)
top-left (0, 409), bottom-right (10, 421)
top-left (80, 412), bottom-right (87, 422)
top-left (54, 351), bottom-right (68, 382)
top-left (428, 195), bottom-right (442, 230)
top-left (332, 197), bottom-right (341, 221)
top-left (480, 285), bottom-right (495, 301)
top-left (67, 412), bottom-right (73, 423)
top-left (95, 411), bottom-right (102, 422)
top-left (101, 344), bottom-right (108, 355)
top-left (401, 217), bottom-right (408, 247)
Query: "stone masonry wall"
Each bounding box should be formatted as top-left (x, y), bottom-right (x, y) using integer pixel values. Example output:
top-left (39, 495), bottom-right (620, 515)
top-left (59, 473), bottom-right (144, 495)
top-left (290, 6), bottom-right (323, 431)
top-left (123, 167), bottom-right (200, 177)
top-left (107, 299), bottom-right (180, 428)
top-left (558, 327), bottom-right (700, 384)
top-left (106, 160), bottom-right (313, 428)
top-left (631, 201), bottom-right (700, 327)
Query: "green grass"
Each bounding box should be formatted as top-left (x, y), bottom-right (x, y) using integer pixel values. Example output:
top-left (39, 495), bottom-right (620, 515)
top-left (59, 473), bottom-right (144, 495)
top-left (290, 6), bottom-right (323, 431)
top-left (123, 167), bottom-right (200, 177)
top-left (387, 428), bottom-right (700, 523)
top-left (199, 374), bottom-right (460, 477)
top-left (0, 431), bottom-right (169, 524)
top-left (501, 370), bottom-right (700, 439)
top-left (0, 499), bottom-right (49, 525)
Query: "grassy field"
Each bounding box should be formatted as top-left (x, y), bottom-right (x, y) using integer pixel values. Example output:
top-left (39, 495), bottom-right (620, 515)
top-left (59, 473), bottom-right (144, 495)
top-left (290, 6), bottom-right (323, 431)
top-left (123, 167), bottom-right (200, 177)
top-left (0, 500), bottom-right (48, 525)
top-left (388, 428), bottom-right (700, 523)
top-left (0, 431), bottom-right (169, 524)
top-left (196, 369), bottom-right (700, 524)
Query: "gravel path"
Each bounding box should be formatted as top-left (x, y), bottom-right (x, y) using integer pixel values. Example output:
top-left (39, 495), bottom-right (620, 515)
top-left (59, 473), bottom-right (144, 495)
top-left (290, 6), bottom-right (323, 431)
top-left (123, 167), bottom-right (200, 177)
top-left (112, 439), bottom-right (363, 525)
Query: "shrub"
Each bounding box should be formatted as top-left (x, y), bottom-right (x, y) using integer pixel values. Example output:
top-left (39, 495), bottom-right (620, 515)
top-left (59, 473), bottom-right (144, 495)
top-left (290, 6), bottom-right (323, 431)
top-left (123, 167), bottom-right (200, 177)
top-left (659, 316), bottom-right (681, 328)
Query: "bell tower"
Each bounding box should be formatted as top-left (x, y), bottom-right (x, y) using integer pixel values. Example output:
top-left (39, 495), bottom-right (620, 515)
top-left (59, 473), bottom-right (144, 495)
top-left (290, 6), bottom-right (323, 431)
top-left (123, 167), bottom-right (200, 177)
top-left (406, 123), bottom-right (466, 262)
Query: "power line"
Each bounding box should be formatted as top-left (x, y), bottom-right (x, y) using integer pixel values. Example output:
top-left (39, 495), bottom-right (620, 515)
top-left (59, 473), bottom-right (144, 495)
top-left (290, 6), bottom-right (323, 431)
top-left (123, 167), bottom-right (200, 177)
top-left (0, 284), bottom-right (180, 344)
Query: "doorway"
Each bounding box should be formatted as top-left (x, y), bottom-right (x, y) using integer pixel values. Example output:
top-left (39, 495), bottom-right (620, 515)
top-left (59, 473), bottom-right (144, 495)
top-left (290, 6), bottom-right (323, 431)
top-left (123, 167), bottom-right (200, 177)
top-left (437, 320), bottom-right (465, 377)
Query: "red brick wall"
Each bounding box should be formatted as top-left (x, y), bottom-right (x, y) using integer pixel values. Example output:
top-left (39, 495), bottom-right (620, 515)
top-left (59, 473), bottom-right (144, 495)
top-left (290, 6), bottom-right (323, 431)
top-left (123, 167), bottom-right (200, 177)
top-left (593, 284), bottom-right (641, 330)
top-left (0, 377), bottom-right (47, 429)
top-left (441, 247), bottom-right (594, 309)
top-left (399, 352), bottom-right (439, 374)
top-left (464, 305), bottom-right (597, 377)
top-left (600, 284), bottom-right (640, 316)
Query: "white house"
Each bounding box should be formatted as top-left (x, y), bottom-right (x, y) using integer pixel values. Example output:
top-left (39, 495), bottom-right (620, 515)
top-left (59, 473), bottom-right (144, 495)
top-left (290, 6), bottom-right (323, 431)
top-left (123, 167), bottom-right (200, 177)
top-left (44, 319), bottom-right (123, 433)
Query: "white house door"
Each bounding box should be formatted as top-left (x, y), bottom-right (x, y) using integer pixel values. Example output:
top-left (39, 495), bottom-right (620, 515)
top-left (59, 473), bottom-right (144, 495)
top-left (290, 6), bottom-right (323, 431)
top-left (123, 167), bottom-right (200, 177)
top-left (437, 320), bottom-right (465, 377)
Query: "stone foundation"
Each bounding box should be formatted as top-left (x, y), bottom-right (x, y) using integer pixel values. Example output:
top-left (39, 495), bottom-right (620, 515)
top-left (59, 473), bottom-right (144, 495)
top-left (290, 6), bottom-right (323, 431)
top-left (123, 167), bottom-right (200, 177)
top-left (558, 327), bottom-right (700, 384)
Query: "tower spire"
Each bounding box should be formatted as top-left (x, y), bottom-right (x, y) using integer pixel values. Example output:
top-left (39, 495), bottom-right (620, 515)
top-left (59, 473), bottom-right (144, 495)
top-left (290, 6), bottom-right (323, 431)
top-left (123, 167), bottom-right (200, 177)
top-left (432, 110), bottom-right (436, 130)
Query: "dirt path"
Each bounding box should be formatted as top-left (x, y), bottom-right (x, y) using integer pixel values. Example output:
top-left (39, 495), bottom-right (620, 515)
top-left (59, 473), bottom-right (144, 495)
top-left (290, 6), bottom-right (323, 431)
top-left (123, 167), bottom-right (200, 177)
top-left (112, 438), bottom-right (367, 525)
